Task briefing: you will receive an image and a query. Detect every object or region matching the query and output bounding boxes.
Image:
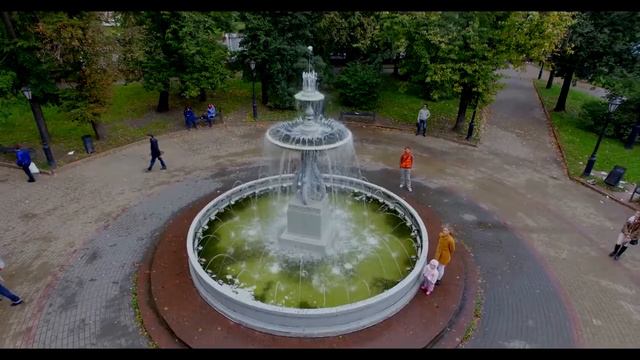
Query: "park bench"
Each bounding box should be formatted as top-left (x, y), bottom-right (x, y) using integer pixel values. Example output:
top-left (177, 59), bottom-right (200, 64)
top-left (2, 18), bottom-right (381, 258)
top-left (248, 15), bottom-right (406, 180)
top-left (339, 111), bottom-right (376, 124)
top-left (195, 107), bottom-right (224, 127)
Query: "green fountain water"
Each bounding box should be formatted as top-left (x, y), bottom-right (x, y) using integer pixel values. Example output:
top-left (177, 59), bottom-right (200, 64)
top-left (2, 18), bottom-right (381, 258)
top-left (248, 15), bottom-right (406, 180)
top-left (196, 190), bottom-right (419, 308)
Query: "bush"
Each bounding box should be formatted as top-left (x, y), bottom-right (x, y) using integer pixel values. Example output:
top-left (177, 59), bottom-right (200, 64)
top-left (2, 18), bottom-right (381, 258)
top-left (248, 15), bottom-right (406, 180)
top-left (581, 99), bottom-right (638, 140)
top-left (335, 62), bottom-right (382, 110)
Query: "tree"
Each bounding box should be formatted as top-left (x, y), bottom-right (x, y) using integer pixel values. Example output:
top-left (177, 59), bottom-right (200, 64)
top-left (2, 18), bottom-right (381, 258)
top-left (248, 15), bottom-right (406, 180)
top-left (239, 12), bottom-right (324, 109)
top-left (0, 12), bottom-right (60, 104)
top-left (403, 12), bottom-right (572, 131)
top-left (316, 12), bottom-right (384, 64)
top-left (378, 12), bottom-right (411, 76)
top-left (121, 12), bottom-right (232, 112)
top-left (36, 12), bottom-right (117, 140)
top-left (551, 12), bottom-right (640, 112)
top-left (335, 62), bottom-right (382, 110)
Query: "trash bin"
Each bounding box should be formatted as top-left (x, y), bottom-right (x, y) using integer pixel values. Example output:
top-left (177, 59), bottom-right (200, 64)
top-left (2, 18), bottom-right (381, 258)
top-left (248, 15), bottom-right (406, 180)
top-left (604, 165), bottom-right (626, 187)
top-left (82, 135), bottom-right (95, 154)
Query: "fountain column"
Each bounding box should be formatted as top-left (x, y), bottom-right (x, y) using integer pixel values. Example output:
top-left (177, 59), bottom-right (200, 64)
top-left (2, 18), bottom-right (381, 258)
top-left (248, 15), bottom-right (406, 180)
top-left (280, 104), bottom-right (335, 255)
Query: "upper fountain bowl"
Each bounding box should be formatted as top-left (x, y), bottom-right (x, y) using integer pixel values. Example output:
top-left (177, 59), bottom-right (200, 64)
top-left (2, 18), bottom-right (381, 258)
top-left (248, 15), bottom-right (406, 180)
top-left (266, 117), bottom-right (352, 151)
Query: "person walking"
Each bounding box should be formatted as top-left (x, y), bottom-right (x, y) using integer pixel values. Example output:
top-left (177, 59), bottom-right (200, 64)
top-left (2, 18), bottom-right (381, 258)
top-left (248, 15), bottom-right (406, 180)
top-left (416, 104), bottom-right (430, 137)
top-left (146, 134), bottom-right (167, 172)
top-left (0, 256), bottom-right (24, 306)
top-left (434, 225), bottom-right (456, 285)
top-left (421, 259), bottom-right (440, 295)
top-left (15, 145), bottom-right (35, 183)
top-left (399, 146), bottom-right (413, 192)
top-left (609, 211), bottom-right (640, 260)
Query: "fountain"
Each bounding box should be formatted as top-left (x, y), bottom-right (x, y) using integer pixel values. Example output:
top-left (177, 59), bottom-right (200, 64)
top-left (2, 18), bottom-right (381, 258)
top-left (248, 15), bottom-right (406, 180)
top-left (187, 47), bottom-right (428, 337)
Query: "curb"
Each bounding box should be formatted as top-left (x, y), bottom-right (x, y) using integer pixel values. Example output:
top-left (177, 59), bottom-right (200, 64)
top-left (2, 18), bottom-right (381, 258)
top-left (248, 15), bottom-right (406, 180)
top-left (341, 121), bottom-right (479, 148)
top-left (426, 240), bottom-right (480, 348)
top-left (532, 80), bottom-right (639, 212)
top-left (0, 161), bottom-right (55, 175)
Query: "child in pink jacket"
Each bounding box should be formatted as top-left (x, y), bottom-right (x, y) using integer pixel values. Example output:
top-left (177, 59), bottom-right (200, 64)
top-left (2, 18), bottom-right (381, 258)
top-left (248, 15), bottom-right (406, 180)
top-left (421, 259), bottom-right (439, 295)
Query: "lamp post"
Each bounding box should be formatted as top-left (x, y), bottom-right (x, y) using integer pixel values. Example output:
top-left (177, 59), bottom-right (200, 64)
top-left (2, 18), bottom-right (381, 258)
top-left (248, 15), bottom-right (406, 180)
top-left (465, 92), bottom-right (480, 141)
top-left (250, 60), bottom-right (257, 120)
top-left (582, 96), bottom-right (624, 177)
top-left (21, 86), bottom-right (56, 169)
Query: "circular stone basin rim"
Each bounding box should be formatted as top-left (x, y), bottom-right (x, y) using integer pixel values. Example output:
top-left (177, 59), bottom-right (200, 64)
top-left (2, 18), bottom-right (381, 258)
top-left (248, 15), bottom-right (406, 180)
top-left (188, 175), bottom-right (427, 313)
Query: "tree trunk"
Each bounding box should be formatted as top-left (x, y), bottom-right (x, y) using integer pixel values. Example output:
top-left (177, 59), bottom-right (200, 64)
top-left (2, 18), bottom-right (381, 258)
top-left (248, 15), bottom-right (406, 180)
top-left (260, 76), bottom-right (269, 106)
top-left (157, 89), bottom-right (169, 112)
top-left (453, 85), bottom-right (473, 132)
top-left (546, 68), bottom-right (555, 89)
top-left (553, 67), bottom-right (574, 112)
top-left (537, 62), bottom-right (544, 79)
top-left (393, 53), bottom-right (400, 77)
top-left (1, 12), bottom-right (17, 39)
top-left (90, 120), bottom-right (106, 140)
top-left (199, 88), bottom-right (206, 102)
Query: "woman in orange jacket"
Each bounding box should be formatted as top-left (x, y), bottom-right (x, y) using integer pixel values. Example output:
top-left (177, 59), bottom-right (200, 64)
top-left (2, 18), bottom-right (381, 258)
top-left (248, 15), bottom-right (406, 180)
top-left (399, 146), bottom-right (413, 192)
top-left (434, 225), bottom-right (456, 285)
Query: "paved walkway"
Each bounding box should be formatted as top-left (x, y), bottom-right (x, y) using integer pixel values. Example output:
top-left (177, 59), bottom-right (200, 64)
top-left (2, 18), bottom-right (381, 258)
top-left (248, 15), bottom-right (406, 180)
top-left (1, 67), bottom-right (639, 348)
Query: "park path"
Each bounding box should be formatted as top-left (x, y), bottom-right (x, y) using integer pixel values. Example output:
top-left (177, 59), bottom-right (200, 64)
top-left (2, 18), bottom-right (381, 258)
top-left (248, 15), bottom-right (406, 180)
top-left (394, 66), bottom-right (638, 347)
top-left (0, 67), bottom-right (639, 348)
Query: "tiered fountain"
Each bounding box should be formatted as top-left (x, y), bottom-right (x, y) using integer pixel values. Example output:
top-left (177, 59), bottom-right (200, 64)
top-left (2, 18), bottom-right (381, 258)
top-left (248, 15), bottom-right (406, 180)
top-left (187, 48), bottom-right (428, 337)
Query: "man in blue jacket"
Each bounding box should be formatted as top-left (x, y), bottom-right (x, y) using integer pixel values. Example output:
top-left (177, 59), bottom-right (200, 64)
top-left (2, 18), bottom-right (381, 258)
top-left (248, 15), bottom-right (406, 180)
top-left (146, 134), bottom-right (167, 172)
top-left (15, 145), bottom-right (35, 183)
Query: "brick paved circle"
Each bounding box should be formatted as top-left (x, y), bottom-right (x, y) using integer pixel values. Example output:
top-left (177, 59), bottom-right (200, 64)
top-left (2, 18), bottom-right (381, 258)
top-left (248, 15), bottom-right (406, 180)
top-left (139, 175), bottom-right (476, 348)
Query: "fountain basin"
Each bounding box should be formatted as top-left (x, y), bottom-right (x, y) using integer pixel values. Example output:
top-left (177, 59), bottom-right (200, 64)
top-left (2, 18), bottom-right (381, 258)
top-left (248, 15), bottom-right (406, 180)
top-left (187, 174), bottom-right (428, 337)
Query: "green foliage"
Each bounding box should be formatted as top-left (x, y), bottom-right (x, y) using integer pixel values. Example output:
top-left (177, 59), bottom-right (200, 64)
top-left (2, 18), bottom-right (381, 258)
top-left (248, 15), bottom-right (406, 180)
top-left (551, 12), bottom-right (640, 82)
top-left (122, 12), bottom-right (233, 101)
top-left (403, 12), bottom-right (558, 104)
top-left (238, 12), bottom-right (322, 109)
top-left (0, 11), bottom-right (60, 103)
top-left (0, 69), bottom-right (17, 97)
top-left (516, 12), bottom-right (575, 63)
top-left (335, 62), bottom-right (382, 110)
top-left (316, 12), bottom-right (384, 63)
top-left (36, 12), bottom-right (117, 128)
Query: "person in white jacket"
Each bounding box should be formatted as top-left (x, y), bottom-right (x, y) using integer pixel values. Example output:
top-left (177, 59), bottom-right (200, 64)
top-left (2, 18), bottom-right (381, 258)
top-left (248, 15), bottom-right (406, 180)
top-left (416, 104), bottom-right (430, 137)
top-left (0, 256), bottom-right (23, 306)
top-left (421, 259), bottom-right (440, 295)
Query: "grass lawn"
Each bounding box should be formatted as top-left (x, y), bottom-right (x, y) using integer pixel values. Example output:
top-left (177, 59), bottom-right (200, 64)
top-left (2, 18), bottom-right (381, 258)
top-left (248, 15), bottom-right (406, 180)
top-left (377, 75), bottom-right (481, 142)
top-left (1, 72), bottom-right (483, 169)
top-left (534, 80), bottom-right (640, 184)
top-left (0, 97), bottom-right (93, 168)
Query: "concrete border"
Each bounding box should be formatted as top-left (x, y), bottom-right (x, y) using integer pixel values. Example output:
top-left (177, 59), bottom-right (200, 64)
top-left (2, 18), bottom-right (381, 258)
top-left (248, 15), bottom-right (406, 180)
top-left (0, 161), bottom-right (55, 175)
top-left (187, 174), bottom-right (429, 337)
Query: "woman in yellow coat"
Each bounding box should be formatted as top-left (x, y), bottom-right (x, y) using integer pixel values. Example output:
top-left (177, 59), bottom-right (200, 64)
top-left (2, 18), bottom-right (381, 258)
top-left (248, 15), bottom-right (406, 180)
top-left (434, 226), bottom-right (456, 285)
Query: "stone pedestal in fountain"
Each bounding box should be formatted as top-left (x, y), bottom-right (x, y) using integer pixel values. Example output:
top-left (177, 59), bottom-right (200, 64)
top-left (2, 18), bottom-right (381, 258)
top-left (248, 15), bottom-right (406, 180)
top-left (279, 197), bottom-right (334, 255)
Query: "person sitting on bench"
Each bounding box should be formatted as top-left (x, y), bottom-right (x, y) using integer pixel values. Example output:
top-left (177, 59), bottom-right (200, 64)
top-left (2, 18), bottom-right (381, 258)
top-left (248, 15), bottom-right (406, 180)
top-left (201, 103), bottom-right (217, 127)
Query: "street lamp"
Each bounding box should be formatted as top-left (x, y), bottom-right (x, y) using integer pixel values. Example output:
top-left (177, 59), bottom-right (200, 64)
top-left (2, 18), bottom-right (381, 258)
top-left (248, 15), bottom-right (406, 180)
top-left (466, 92), bottom-right (480, 141)
top-left (582, 96), bottom-right (624, 177)
top-left (249, 60), bottom-right (257, 120)
top-left (21, 86), bottom-right (56, 169)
